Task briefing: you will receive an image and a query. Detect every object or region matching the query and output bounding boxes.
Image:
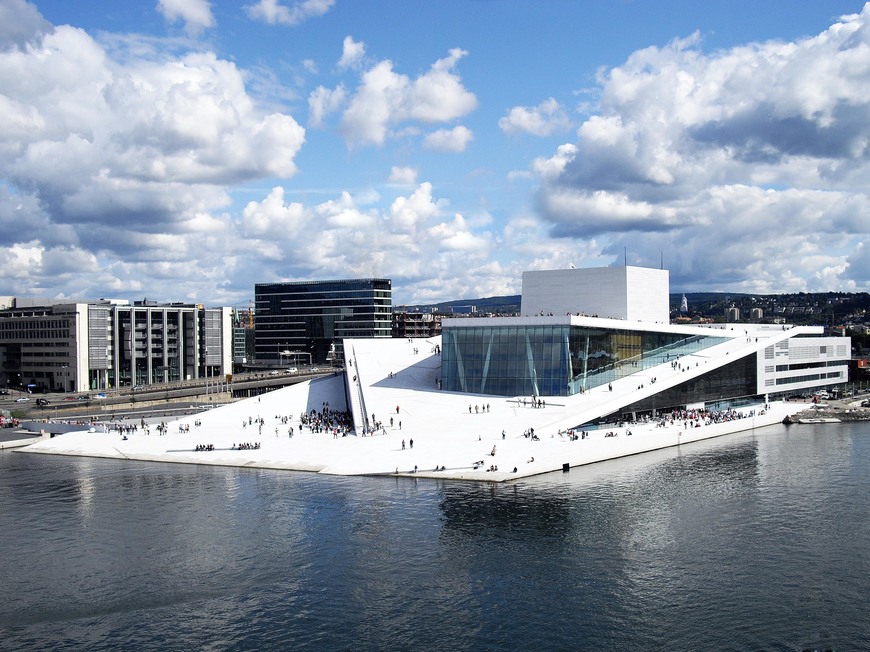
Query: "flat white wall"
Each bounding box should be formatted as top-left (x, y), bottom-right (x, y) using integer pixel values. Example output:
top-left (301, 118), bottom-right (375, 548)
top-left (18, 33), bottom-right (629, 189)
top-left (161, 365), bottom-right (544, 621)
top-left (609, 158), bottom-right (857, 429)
top-left (520, 267), bottom-right (669, 323)
top-left (625, 267), bottom-right (669, 323)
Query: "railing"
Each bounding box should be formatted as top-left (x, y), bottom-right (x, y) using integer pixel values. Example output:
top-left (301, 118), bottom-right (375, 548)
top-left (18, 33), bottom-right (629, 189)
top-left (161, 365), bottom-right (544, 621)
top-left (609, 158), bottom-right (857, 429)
top-left (342, 345), bottom-right (368, 435)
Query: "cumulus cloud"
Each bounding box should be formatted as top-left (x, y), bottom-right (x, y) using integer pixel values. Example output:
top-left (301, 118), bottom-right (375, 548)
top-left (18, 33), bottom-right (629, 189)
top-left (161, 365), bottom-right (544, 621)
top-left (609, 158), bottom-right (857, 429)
top-left (0, 17), bottom-right (306, 299)
top-left (8, 2), bottom-right (870, 305)
top-left (499, 98), bottom-right (572, 136)
top-left (244, 0), bottom-right (334, 26)
top-left (308, 84), bottom-right (346, 127)
top-left (228, 180), bottom-right (503, 303)
top-left (534, 5), bottom-right (870, 291)
top-left (340, 48), bottom-right (477, 147)
top-left (428, 213), bottom-right (488, 252)
top-left (389, 166), bottom-right (418, 184)
top-left (242, 186), bottom-right (307, 239)
top-left (0, 0), bottom-right (50, 49)
top-left (389, 182), bottom-right (440, 231)
top-left (338, 35), bottom-right (365, 69)
top-left (845, 241), bottom-right (870, 283)
top-left (157, 0), bottom-right (215, 34)
top-left (423, 125), bottom-right (473, 152)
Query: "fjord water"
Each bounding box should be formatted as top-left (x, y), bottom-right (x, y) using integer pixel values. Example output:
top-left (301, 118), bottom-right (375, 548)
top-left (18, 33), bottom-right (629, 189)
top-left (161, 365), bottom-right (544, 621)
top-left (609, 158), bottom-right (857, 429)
top-left (1, 423), bottom-right (868, 651)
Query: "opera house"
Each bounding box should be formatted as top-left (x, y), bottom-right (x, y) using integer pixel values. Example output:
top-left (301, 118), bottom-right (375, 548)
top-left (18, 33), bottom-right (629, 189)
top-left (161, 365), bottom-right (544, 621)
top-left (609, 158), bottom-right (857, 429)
top-left (24, 266), bottom-right (850, 481)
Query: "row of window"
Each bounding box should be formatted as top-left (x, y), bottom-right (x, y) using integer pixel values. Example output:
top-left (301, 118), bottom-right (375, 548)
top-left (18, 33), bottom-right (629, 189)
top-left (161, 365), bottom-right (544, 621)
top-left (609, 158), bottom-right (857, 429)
top-left (774, 360), bottom-right (845, 372)
top-left (774, 371), bottom-right (843, 385)
top-left (0, 318), bottom-right (71, 330)
top-left (0, 331), bottom-right (71, 340)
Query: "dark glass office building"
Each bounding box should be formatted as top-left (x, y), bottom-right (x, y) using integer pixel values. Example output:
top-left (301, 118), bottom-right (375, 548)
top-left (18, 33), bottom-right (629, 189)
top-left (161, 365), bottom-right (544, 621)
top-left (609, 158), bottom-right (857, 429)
top-left (254, 279), bottom-right (392, 365)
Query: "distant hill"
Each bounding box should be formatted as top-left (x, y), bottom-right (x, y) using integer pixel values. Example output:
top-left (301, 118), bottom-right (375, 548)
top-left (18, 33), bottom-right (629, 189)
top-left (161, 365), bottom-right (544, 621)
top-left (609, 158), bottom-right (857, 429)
top-left (397, 290), bottom-right (870, 325)
top-left (400, 292), bottom-right (757, 315)
top-left (397, 295), bottom-right (521, 314)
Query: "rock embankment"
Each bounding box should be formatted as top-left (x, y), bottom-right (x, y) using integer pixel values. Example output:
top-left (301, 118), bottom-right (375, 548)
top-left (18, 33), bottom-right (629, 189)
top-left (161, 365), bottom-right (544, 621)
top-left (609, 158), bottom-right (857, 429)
top-left (784, 398), bottom-right (870, 424)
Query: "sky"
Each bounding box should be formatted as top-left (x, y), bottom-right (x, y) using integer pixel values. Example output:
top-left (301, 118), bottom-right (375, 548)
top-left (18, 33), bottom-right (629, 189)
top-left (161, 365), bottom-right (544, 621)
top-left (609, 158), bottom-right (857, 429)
top-left (2, 0), bottom-right (870, 308)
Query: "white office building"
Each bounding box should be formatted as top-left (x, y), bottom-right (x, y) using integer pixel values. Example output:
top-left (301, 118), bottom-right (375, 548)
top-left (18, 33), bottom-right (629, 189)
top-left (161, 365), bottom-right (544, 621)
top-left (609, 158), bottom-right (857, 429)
top-left (0, 299), bottom-right (232, 393)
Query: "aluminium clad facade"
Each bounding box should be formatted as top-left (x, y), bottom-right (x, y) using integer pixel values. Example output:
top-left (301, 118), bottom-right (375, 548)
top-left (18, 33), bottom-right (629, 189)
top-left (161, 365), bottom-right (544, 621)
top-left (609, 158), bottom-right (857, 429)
top-left (520, 266), bottom-right (670, 323)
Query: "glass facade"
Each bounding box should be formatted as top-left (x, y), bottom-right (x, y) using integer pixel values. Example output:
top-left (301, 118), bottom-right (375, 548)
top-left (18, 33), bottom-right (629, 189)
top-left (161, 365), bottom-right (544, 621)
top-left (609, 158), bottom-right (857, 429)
top-left (615, 356), bottom-right (758, 419)
top-left (441, 323), bottom-right (728, 397)
top-left (254, 279), bottom-right (392, 365)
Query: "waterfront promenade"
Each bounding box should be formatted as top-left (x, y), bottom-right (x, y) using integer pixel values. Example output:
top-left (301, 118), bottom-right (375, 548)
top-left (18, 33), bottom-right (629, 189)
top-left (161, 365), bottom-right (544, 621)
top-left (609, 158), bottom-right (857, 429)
top-left (21, 337), bottom-right (806, 481)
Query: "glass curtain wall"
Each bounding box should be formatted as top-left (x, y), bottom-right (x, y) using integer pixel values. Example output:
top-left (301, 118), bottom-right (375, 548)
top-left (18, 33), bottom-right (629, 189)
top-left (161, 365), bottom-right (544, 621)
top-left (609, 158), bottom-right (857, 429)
top-left (442, 324), bottom-right (729, 397)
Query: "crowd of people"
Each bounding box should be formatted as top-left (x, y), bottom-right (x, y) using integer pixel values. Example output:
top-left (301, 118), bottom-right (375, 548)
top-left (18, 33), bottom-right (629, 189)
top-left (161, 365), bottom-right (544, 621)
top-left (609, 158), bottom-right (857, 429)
top-left (108, 422), bottom-right (140, 436)
top-left (300, 403), bottom-right (353, 436)
top-left (651, 407), bottom-right (757, 429)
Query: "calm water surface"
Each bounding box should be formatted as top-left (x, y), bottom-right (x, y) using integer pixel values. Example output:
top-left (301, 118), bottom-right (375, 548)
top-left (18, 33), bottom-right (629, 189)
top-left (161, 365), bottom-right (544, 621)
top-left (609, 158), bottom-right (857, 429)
top-left (1, 423), bottom-right (868, 651)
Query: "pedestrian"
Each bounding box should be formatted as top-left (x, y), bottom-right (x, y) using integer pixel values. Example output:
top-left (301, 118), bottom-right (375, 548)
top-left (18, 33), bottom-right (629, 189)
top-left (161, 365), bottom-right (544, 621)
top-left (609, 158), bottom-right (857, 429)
top-left (410, 438), bottom-right (414, 449)
top-left (402, 439), bottom-right (406, 450)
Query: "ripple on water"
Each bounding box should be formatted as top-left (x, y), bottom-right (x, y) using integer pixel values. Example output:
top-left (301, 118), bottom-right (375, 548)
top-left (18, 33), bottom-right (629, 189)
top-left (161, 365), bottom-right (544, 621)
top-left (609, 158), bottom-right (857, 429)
top-left (1, 423), bottom-right (869, 650)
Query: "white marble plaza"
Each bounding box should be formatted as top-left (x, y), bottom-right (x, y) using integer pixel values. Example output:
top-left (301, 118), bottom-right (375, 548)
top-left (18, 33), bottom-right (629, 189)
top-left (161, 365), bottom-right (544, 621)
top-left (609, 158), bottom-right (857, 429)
top-left (21, 335), bottom-right (804, 481)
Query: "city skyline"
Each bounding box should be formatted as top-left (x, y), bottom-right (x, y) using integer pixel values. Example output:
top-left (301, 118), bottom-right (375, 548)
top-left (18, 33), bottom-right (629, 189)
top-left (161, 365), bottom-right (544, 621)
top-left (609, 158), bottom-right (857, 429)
top-left (2, 0), bottom-right (869, 307)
